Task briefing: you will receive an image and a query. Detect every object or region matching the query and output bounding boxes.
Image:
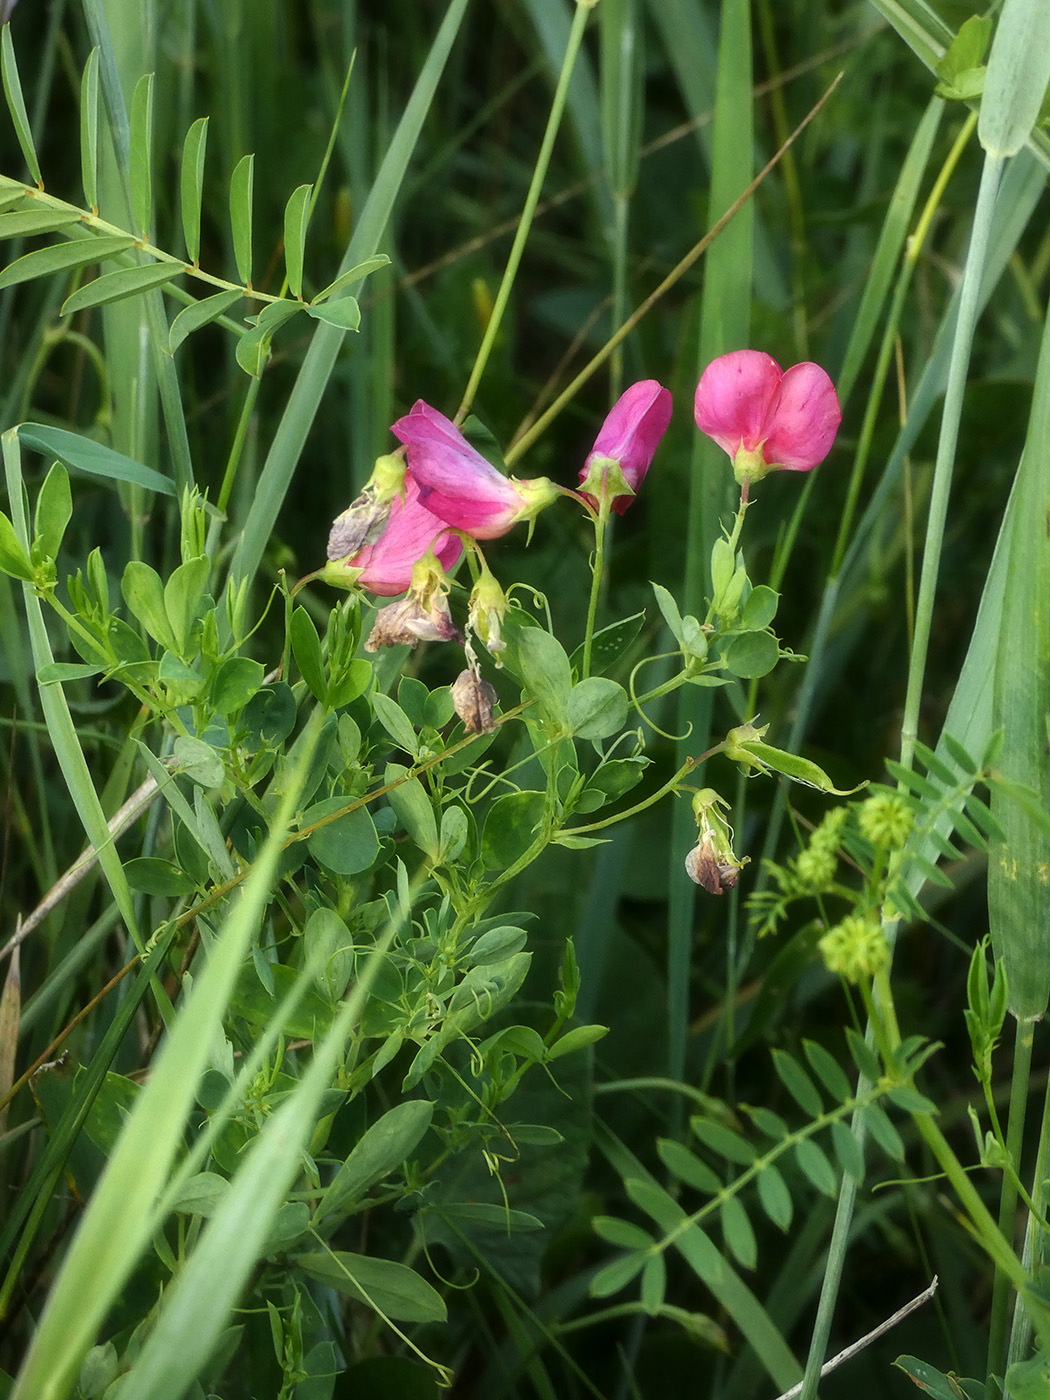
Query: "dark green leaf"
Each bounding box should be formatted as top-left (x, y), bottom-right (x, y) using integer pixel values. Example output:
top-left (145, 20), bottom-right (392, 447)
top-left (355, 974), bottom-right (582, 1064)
top-left (319, 1100), bottom-right (433, 1218)
top-left (0, 234), bottom-right (136, 291)
top-left (312, 253), bottom-right (390, 303)
top-left (293, 1252), bottom-right (446, 1324)
top-left (690, 1117), bottom-right (756, 1166)
top-left (169, 289), bottom-right (241, 354)
top-left (0, 210), bottom-right (82, 239)
top-left (771, 1049), bottom-right (823, 1117)
top-left (566, 677), bottom-right (628, 740)
top-left (290, 606), bottom-right (326, 704)
top-left (720, 1194), bottom-right (757, 1270)
top-left (756, 1164), bottom-right (793, 1230)
top-left (123, 857), bottom-right (196, 898)
top-left (283, 182), bottom-right (312, 300)
top-left (722, 630), bottom-right (779, 679)
top-left (180, 116), bottom-right (209, 263)
top-left (657, 1139), bottom-right (721, 1193)
top-left (303, 296), bottom-right (361, 330)
top-left (129, 72), bottom-right (154, 235)
top-left (803, 1041), bottom-right (853, 1103)
top-left (793, 1139), bottom-right (837, 1196)
top-left (303, 798), bottom-right (379, 876)
top-left (230, 153), bottom-right (254, 285)
top-left (80, 48), bottom-right (99, 208)
top-left (61, 261), bottom-right (182, 316)
top-left (18, 423), bottom-right (176, 496)
top-left (1, 25), bottom-right (41, 186)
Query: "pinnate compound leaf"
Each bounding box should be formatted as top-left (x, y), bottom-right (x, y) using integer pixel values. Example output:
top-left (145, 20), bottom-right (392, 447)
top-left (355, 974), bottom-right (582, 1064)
top-left (62, 261), bottom-right (183, 316)
top-left (180, 116), bottom-right (208, 263)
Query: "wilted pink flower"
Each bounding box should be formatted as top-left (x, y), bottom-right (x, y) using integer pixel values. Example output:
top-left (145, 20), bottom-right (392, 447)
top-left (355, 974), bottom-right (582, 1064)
top-left (694, 350), bottom-right (841, 486)
top-left (451, 664), bottom-right (499, 734)
top-left (324, 473), bottom-right (462, 597)
top-left (578, 379), bottom-right (673, 514)
top-left (391, 400), bottom-right (557, 540)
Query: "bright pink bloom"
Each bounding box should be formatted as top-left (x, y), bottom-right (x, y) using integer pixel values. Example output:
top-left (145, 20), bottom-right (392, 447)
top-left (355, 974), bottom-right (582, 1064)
top-left (694, 350), bottom-right (841, 484)
top-left (578, 379), bottom-right (673, 514)
top-left (345, 474), bottom-right (462, 597)
top-left (391, 400), bottom-right (557, 540)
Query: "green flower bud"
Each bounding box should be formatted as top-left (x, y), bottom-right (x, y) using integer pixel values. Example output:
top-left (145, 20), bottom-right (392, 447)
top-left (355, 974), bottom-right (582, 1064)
top-left (819, 913), bottom-right (889, 984)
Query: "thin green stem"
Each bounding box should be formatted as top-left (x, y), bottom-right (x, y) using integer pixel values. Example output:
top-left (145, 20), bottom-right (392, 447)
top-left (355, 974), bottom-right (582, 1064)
top-left (581, 495), bottom-right (612, 679)
top-left (454, 1), bottom-right (592, 424)
top-left (1005, 1049), bottom-right (1050, 1383)
top-left (986, 1019), bottom-right (1035, 1391)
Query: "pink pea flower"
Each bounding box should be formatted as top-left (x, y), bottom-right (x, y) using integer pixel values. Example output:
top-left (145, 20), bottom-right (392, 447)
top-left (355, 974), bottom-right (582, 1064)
top-left (324, 473), bottom-right (462, 598)
top-left (391, 400), bottom-right (558, 540)
top-left (694, 350), bottom-right (841, 486)
top-left (578, 379), bottom-right (673, 514)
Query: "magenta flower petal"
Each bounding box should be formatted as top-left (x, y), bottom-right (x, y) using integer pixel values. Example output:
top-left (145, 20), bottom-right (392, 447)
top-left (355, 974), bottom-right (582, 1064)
top-left (693, 351), bottom-right (781, 459)
top-left (760, 362), bottom-right (842, 471)
top-left (580, 379), bottom-right (673, 514)
top-left (391, 401), bottom-right (530, 539)
top-left (351, 473), bottom-right (462, 597)
top-left (694, 349), bottom-right (841, 484)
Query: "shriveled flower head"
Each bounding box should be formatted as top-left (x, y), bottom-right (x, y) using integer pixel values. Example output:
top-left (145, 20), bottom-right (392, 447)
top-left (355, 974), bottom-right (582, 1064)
top-left (391, 400), bottom-right (558, 540)
top-left (578, 379), bottom-right (673, 514)
top-left (327, 453), bottom-right (406, 562)
top-left (364, 547), bottom-right (461, 652)
top-left (694, 350), bottom-right (841, 486)
top-left (323, 473), bottom-right (462, 598)
top-left (684, 788), bottom-right (747, 895)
